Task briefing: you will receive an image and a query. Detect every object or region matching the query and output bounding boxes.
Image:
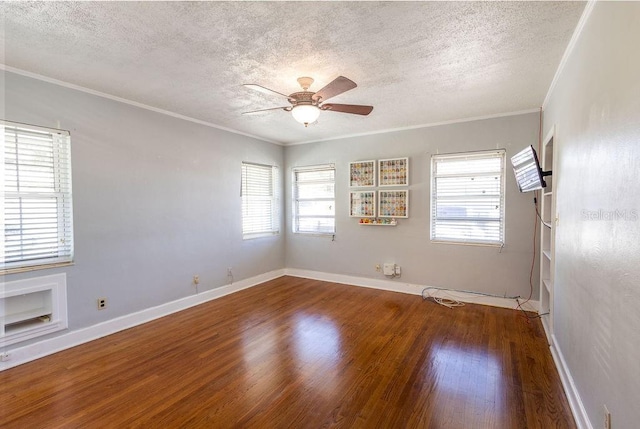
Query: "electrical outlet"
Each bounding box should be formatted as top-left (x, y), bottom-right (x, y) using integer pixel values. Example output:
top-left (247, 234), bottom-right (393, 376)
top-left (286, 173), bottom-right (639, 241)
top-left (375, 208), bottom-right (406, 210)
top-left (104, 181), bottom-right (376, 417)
top-left (375, 264), bottom-right (381, 272)
top-left (394, 265), bottom-right (401, 275)
top-left (97, 298), bottom-right (107, 310)
top-left (193, 275), bottom-right (200, 285)
top-left (604, 405), bottom-right (611, 429)
top-left (383, 263), bottom-right (395, 276)
top-left (227, 267), bottom-right (233, 276)
top-left (0, 352), bottom-right (10, 362)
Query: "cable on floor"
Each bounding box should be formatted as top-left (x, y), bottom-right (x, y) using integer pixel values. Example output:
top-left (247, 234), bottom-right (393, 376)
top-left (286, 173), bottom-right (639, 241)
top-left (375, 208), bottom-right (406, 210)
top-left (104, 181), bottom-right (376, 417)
top-left (422, 288), bottom-right (465, 309)
top-left (516, 297), bottom-right (549, 321)
top-left (421, 286), bottom-right (520, 310)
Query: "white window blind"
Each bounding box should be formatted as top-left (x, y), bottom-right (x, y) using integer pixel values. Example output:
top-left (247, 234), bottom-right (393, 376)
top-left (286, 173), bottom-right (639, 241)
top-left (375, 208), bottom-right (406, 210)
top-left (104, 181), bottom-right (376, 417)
top-left (292, 164), bottom-right (335, 235)
top-left (241, 162), bottom-right (279, 239)
top-left (431, 150), bottom-right (505, 245)
top-left (2, 120), bottom-right (74, 273)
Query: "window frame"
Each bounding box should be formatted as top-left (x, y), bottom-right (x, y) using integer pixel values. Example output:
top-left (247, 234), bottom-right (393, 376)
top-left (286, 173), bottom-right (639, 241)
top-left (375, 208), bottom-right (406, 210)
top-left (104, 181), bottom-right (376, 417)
top-left (292, 164), bottom-right (336, 236)
top-left (430, 149), bottom-right (506, 246)
top-left (241, 161), bottom-right (279, 240)
top-left (2, 120), bottom-right (74, 274)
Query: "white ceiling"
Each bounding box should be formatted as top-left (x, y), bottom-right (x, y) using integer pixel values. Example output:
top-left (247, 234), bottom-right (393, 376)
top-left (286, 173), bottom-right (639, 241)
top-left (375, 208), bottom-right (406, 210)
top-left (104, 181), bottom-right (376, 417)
top-left (1, 1), bottom-right (585, 145)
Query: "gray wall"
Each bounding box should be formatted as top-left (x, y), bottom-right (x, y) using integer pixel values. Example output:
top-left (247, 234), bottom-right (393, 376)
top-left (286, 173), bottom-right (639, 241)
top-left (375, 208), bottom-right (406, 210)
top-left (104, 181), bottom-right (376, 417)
top-left (4, 71), bottom-right (540, 359)
top-left (543, 2), bottom-right (640, 428)
top-left (3, 71), bottom-right (285, 333)
top-left (285, 113), bottom-right (540, 299)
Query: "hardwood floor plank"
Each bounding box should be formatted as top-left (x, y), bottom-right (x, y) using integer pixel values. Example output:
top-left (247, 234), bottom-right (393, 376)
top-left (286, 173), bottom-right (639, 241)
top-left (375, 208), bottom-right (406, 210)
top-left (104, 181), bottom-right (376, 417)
top-left (0, 276), bottom-right (575, 428)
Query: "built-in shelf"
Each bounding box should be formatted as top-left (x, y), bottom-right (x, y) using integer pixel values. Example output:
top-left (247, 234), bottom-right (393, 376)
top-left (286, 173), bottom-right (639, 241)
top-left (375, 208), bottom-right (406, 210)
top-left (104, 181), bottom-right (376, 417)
top-left (1, 273), bottom-right (67, 347)
top-left (539, 126), bottom-right (556, 345)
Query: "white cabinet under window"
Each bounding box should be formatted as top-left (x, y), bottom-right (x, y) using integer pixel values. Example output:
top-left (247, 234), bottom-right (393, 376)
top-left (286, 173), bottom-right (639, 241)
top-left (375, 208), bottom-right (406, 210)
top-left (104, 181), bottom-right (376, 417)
top-left (1, 273), bottom-right (68, 347)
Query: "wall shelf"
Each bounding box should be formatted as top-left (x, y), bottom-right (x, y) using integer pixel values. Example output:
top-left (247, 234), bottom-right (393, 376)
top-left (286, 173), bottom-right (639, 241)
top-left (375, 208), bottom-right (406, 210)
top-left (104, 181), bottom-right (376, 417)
top-left (358, 218), bottom-right (398, 226)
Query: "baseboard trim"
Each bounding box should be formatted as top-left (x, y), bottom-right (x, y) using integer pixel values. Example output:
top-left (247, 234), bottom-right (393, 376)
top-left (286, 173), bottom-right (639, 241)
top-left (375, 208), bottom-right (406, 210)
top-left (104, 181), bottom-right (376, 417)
top-left (0, 269), bottom-right (285, 371)
top-left (550, 335), bottom-right (593, 429)
top-left (284, 268), bottom-right (539, 312)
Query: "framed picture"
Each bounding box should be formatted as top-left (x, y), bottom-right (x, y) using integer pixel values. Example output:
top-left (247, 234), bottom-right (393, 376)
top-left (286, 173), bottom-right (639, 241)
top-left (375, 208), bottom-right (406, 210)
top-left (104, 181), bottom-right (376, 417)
top-left (378, 190), bottom-right (409, 218)
top-left (349, 191), bottom-right (376, 217)
top-left (378, 157), bottom-right (409, 187)
top-left (349, 160), bottom-right (376, 187)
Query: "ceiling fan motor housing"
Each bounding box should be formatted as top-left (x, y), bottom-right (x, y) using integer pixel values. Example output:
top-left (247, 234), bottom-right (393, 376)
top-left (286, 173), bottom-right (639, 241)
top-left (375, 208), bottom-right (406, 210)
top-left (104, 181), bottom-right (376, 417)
top-left (289, 91), bottom-right (317, 106)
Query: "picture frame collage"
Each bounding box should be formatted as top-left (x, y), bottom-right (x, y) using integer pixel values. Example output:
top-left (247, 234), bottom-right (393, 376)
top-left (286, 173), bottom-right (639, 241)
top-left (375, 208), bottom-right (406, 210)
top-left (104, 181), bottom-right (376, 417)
top-left (349, 158), bottom-right (409, 222)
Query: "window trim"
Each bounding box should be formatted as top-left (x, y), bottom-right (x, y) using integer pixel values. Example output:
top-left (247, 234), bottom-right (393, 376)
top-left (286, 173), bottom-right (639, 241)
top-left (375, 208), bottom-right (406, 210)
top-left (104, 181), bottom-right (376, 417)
top-left (2, 120), bottom-right (74, 274)
top-left (292, 163), bottom-right (336, 236)
top-left (241, 161), bottom-right (279, 240)
top-left (430, 149), bottom-right (506, 247)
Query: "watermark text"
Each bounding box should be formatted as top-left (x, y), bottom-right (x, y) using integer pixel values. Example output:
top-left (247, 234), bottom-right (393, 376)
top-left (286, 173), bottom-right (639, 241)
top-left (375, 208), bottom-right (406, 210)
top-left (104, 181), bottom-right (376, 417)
top-left (581, 209), bottom-right (638, 221)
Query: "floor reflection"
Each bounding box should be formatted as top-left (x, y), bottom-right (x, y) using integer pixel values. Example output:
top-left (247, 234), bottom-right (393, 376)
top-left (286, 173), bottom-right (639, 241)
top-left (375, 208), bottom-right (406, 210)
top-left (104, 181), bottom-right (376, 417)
top-left (428, 341), bottom-right (506, 424)
top-left (242, 319), bottom-right (279, 367)
top-left (239, 312), bottom-right (343, 402)
top-left (292, 313), bottom-right (341, 395)
top-left (241, 318), bottom-right (282, 403)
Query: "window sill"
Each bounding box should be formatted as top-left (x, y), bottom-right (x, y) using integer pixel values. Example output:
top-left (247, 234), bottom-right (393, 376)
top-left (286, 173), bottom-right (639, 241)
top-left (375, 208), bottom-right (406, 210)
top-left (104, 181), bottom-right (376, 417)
top-left (1, 261), bottom-right (75, 276)
top-left (293, 232), bottom-right (335, 238)
top-left (430, 240), bottom-right (504, 248)
top-left (242, 232), bottom-right (280, 240)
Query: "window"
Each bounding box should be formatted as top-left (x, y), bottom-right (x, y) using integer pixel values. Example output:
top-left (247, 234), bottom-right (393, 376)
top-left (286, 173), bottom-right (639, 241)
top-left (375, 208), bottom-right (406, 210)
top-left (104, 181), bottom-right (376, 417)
top-left (2, 120), bottom-right (74, 273)
top-left (241, 162), bottom-right (279, 239)
top-left (431, 150), bottom-right (505, 245)
top-left (292, 164), bottom-right (335, 235)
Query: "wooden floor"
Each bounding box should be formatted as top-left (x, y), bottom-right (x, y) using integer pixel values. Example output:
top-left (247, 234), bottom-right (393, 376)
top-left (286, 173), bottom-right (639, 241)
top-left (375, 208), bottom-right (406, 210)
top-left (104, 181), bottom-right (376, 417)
top-left (0, 276), bottom-right (575, 429)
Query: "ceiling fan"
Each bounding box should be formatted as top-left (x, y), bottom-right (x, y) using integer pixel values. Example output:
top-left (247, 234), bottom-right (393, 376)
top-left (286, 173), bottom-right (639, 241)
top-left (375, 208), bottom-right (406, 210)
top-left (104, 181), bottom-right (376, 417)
top-left (242, 76), bottom-right (373, 127)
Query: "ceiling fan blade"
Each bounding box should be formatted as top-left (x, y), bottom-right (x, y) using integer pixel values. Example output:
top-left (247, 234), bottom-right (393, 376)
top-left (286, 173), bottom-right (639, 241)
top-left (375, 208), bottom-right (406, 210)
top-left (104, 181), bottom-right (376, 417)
top-left (320, 103), bottom-right (373, 116)
top-left (242, 106), bottom-right (292, 115)
top-left (243, 84), bottom-right (291, 99)
top-left (312, 76), bottom-right (357, 102)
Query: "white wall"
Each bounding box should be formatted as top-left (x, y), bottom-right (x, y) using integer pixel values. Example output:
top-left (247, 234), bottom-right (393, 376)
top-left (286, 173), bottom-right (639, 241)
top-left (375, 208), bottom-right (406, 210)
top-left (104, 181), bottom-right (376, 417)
top-left (543, 2), bottom-right (640, 428)
top-left (285, 113), bottom-right (540, 299)
top-left (3, 71), bottom-right (285, 337)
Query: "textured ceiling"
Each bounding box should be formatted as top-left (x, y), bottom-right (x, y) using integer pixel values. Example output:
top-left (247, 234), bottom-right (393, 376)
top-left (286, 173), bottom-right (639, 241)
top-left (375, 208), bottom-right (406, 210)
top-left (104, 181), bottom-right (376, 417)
top-left (1, 1), bottom-right (585, 145)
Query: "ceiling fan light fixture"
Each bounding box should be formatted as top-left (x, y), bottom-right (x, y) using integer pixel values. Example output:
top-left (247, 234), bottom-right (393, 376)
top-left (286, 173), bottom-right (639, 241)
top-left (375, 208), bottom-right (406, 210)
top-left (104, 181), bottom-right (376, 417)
top-left (243, 76), bottom-right (372, 125)
top-left (291, 104), bottom-right (320, 127)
